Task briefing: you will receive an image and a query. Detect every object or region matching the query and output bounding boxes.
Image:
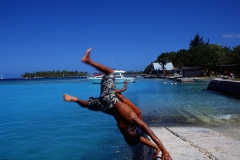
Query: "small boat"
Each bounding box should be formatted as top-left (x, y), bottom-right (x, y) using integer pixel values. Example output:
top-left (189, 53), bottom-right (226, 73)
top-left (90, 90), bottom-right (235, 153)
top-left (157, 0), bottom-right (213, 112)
top-left (88, 70), bottom-right (135, 84)
top-left (93, 73), bottom-right (104, 78)
top-left (0, 74), bottom-right (3, 79)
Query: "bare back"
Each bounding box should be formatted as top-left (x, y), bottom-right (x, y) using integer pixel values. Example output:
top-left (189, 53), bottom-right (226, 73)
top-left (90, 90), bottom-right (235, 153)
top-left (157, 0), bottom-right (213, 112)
top-left (111, 100), bottom-right (139, 130)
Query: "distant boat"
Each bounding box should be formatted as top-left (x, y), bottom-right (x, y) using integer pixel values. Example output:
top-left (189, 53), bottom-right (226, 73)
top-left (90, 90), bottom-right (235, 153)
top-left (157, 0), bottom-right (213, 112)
top-left (88, 70), bottom-right (135, 84)
top-left (1, 74), bottom-right (3, 79)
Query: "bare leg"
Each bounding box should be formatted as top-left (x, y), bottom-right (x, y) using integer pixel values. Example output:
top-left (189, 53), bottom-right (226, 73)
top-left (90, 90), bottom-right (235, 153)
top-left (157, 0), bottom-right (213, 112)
top-left (63, 94), bottom-right (88, 107)
top-left (82, 48), bottom-right (114, 74)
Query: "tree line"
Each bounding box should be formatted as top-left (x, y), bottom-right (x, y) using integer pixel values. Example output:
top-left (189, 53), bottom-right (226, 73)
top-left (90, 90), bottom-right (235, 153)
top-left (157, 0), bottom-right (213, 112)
top-left (144, 33), bottom-right (240, 75)
top-left (21, 69), bottom-right (145, 78)
top-left (21, 70), bottom-right (87, 78)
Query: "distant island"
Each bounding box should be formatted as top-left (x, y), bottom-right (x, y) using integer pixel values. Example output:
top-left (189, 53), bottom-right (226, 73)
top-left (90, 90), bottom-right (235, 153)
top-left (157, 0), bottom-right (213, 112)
top-left (21, 70), bottom-right (87, 78)
top-left (21, 70), bottom-right (145, 78)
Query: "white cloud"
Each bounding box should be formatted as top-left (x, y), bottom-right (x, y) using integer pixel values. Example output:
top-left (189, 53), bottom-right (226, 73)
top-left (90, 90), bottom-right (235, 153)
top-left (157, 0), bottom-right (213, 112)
top-left (221, 33), bottom-right (240, 38)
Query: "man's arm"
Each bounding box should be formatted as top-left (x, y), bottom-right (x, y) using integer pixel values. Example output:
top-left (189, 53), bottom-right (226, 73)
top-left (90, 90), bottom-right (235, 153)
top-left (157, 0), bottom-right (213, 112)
top-left (140, 136), bottom-right (160, 159)
top-left (133, 117), bottom-right (172, 160)
top-left (115, 81), bottom-right (128, 93)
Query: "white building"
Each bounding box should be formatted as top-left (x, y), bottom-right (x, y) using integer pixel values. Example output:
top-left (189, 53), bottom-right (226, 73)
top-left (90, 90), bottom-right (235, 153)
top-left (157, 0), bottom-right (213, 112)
top-left (152, 62), bottom-right (174, 76)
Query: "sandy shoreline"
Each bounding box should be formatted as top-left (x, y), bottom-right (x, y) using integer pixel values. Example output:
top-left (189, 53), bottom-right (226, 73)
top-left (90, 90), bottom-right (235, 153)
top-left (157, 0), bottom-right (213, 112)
top-left (150, 126), bottom-right (240, 160)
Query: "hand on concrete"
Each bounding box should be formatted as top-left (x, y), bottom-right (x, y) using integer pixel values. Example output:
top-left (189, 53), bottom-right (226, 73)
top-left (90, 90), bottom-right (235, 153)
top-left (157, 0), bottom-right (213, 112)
top-left (161, 150), bottom-right (172, 160)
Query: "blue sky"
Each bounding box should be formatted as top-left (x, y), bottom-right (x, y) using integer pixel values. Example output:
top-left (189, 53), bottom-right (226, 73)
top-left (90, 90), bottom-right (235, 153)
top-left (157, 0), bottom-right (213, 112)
top-left (1, 0), bottom-right (240, 78)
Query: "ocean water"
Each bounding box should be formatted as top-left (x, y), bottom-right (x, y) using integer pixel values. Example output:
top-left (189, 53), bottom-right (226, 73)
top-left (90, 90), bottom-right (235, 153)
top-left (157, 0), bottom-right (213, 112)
top-left (1, 78), bottom-right (240, 160)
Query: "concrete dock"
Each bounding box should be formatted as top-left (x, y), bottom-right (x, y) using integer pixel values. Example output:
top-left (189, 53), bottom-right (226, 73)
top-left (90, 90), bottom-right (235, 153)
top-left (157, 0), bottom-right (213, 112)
top-left (176, 78), bottom-right (194, 82)
top-left (207, 79), bottom-right (240, 98)
top-left (150, 127), bottom-right (240, 160)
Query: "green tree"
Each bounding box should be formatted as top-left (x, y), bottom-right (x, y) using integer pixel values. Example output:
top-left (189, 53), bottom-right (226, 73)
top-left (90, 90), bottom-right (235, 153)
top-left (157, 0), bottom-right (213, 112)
top-left (166, 52), bottom-right (177, 65)
top-left (187, 45), bottom-right (225, 69)
top-left (206, 44), bottom-right (225, 68)
top-left (21, 70), bottom-right (87, 78)
top-left (189, 33), bottom-right (209, 48)
top-left (175, 49), bottom-right (188, 67)
top-left (144, 63), bottom-right (152, 74)
top-left (222, 46), bottom-right (233, 64)
top-left (157, 52), bottom-right (172, 75)
top-left (232, 45), bottom-right (240, 64)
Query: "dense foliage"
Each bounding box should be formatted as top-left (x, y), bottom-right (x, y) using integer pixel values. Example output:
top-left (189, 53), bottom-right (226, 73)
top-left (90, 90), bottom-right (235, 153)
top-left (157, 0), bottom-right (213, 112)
top-left (21, 70), bottom-right (87, 78)
top-left (144, 33), bottom-right (240, 75)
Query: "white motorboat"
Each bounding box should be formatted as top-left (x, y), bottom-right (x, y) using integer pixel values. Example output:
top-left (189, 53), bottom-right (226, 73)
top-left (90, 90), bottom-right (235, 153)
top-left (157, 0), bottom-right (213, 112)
top-left (88, 70), bottom-right (135, 84)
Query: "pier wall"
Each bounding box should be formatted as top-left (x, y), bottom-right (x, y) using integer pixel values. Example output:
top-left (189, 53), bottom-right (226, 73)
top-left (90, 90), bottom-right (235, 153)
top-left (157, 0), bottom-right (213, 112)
top-left (207, 80), bottom-right (240, 98)
top-left (132, 131), bottom-right (155, 160)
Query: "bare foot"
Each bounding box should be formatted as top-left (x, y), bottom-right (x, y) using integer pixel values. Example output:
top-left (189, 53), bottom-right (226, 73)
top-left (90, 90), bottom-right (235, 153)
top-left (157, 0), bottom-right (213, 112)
top-left (82, 48), bottom-right (92, 63)
top-left (63, 94), bottom-right (78, 102)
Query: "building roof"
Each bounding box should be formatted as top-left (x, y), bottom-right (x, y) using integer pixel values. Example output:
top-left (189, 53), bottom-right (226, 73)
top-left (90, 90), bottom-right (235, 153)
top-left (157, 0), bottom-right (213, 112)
top-left (152, 63), bottom-right (162, 70)
top-left (165, 62), bottom-right (174, 70)
top-left (152, 62), bottom-right (174, 70)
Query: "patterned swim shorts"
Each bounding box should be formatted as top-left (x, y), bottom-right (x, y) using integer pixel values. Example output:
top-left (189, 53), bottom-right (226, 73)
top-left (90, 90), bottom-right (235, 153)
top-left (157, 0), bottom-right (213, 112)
top-left (87, 73), bottom-right (119, 114)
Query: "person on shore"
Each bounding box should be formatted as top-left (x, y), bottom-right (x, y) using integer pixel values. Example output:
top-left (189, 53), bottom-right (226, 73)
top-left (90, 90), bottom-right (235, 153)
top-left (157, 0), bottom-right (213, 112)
top-left (63, 48), bottom-right (172, 160)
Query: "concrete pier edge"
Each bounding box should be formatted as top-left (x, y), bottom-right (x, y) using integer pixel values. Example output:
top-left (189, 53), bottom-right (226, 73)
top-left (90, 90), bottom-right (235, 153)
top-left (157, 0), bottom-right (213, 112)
top-left (146, 126), bottom-right (240, 160)
top-left (207, 79), bottom-right (240, 98)
top-left (164, 127), bottom-right (217, 160)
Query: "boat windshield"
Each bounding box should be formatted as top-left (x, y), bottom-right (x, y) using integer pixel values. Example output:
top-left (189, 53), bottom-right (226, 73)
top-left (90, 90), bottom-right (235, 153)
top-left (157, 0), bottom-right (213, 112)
top-left (114, 73), bottom-right (123, 78)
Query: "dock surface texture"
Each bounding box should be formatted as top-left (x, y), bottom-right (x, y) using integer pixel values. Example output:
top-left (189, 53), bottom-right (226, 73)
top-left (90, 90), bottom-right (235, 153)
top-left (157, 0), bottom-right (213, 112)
top-left (144, 127), bottom-right (240, 160)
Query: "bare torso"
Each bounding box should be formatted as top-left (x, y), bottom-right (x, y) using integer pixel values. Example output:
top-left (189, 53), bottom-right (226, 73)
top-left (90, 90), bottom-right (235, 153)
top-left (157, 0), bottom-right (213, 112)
top-left (110, 100), bottom-right (139, 133)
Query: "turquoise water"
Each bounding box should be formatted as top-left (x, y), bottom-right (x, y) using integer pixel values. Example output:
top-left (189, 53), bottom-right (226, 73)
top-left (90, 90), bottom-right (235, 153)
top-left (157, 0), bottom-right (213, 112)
top-left (1, 78), bottom-right (240, 159)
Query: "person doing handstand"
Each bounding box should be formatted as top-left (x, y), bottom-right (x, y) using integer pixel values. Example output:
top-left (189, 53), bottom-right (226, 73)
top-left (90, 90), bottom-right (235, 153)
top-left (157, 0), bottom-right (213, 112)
top-left (63, 48), bottom-right (172, 160)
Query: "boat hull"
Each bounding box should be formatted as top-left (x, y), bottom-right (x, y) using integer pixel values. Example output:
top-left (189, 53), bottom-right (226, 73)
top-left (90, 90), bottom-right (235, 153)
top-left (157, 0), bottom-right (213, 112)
top-left (89, 77), bottom-right (135, 84)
